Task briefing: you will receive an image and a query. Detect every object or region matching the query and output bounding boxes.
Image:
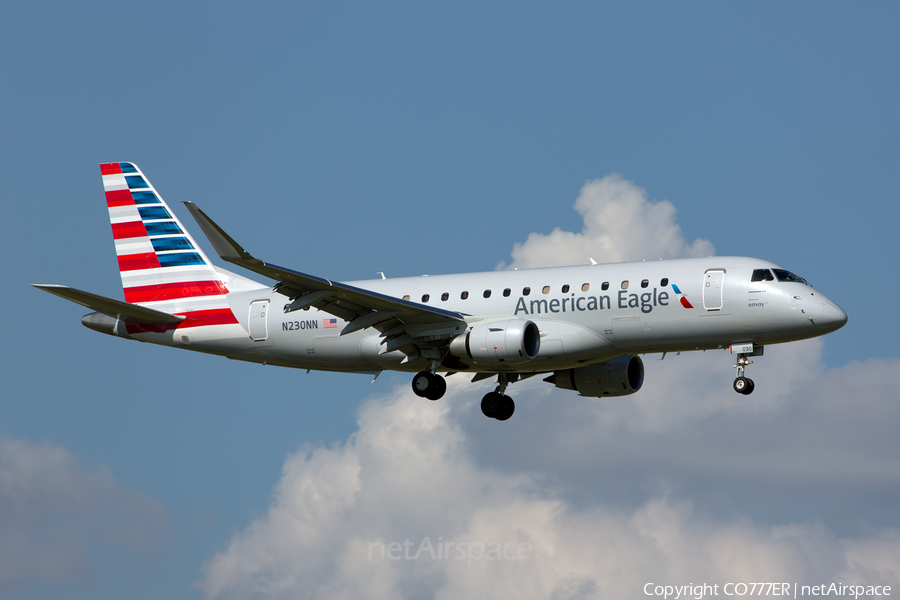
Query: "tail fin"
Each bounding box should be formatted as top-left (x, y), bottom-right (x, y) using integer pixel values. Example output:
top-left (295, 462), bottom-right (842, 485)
top-left (101, 162), bottom-right (230, 310)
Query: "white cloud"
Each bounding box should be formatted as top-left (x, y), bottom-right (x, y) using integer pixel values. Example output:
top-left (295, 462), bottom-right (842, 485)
top-left (499, 174), bottom-right (715, 269)
top-left (0, 437), bottom-right (166, 593)
top-left (197, 348), bottom-right (900, 599)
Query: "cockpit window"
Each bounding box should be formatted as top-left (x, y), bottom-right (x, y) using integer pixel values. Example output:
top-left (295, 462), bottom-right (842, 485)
top-left (751, 269), bottom-right (775, 282)
top-left (772, 269), bottom-right (810, 285)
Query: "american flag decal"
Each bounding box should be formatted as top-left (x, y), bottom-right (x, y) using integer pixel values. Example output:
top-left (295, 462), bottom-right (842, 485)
top-left (323, 318), bottom-right (338, 328)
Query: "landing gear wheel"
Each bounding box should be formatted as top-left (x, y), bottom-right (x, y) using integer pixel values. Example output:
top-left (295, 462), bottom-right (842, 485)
top-left (425, 374), bottom-right (446, 401)
top-left (494, 395), bottom-right (515, 421)
top-left (481, 392), bottom-right (503, 418)
top-left (481, 392), bottom-right (514, 420)
top-left (733, 376), bottom-right (754, 395)
top-left (732, 353), bottom-right (755, 395)
top-left (412, 371), bottom-right (433, 397)
top-left (412, 371), bottom-right (446, 400)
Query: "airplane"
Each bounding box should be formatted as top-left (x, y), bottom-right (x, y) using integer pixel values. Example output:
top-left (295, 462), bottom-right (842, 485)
top-left (34, 163), bottom-right (848, 421)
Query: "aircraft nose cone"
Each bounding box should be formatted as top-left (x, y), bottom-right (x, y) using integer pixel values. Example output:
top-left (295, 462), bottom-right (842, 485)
top-left (820, 300), bottom-right (848, 331)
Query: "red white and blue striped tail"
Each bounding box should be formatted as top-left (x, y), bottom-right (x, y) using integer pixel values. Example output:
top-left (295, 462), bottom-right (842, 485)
top-left (101, 162), bottom-right (231, 313)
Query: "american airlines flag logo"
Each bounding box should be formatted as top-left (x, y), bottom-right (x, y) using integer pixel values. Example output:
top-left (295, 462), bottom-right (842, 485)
top-left (671, 284), bottom-right (695, 309)
top-left (323, 318), bottom-right (338, 328)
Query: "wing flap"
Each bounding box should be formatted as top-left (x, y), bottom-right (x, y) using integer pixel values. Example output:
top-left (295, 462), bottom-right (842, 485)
top-left (341, 310), bottom-right (400, 336)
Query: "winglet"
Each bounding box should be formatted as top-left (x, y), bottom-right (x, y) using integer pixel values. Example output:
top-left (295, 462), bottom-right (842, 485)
top-left (182, 202), bottom-right (253, 263)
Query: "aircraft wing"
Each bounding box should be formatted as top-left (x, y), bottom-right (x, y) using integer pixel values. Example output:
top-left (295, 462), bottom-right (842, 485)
top-left (183, 202), bottom-right (467, 350)
top-left (32, 284), bottom-right (185, 325)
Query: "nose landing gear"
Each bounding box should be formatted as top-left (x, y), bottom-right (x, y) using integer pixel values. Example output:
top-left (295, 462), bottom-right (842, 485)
top-left (732, 354), bottom-right (755, 395)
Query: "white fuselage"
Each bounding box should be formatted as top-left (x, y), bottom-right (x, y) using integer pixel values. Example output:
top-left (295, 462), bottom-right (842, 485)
top-left (126, 256), bottom-right (846, 376)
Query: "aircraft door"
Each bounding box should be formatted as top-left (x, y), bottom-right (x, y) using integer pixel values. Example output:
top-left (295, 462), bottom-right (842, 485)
top-left (703, 269), bottom-right (725, 311)
top-left (248, 300), bottom-right (270, 341)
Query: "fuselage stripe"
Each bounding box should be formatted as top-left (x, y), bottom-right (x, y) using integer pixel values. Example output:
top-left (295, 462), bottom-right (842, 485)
top-left (178, 308), bottom-right (239, 327)
top-left (124, 307), bottom-right (239, 334)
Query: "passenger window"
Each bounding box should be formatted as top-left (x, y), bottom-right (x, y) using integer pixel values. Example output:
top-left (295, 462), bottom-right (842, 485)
top-left (483, 289), bottom-right (492, 298)
top-left (503, 288), bottom-right (511, 297)
top-left (601, 282), bottom-right (609, 291)
top-left (403, 295), bottom-right (410, 301)
top-left (441, 293), bottom-right (449, 301)
top-left (581, 283), bottom-right (590, 292)
top-left (660, 278), bottom-right (668, 287)
top-left (522, 287), bottom-right (531, 296)
top-left (542, 286), bottom-right (550, 294)
top-left (751, 269), bottom-right (775, 282)
top-left (561, 284), bottom-right (569, 293)
top-left (422, 294), bottom-right (430, 302)
top-left (621, 281), bottom-right (629, 290)
top-left (641, 279), bottom-right (649, 288)
top-left (461, 291), bottom-right (469, 300)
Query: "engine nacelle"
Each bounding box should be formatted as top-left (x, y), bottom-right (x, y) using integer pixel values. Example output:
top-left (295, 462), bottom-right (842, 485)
top-left (449, 319), bottom-right (540, 367)
top-left (545, 356), bottom-right (644, 397)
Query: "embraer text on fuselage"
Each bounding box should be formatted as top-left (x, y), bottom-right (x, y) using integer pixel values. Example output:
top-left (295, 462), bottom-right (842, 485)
top-left (514, 288), bottom-right (670, 316)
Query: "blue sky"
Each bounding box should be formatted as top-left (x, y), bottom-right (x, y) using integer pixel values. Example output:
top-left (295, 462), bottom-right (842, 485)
top-left (2, 2), bottom-right (898, 598)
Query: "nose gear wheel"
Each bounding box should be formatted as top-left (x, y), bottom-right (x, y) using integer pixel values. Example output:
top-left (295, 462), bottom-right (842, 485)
top-left (733, 376), bottom-right (755, 395)
top-left (732, 354), bottom-right (755, 395)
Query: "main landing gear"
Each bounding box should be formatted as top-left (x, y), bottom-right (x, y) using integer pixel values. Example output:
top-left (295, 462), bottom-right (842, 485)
top-left (411, 369), bottom-right (517, 421)
top-left (480, 373), bottom-right (515, 421)
top-left (412, 369), bottom-right (447, 401)
top-left (732, 353), bottom-right (755, 395)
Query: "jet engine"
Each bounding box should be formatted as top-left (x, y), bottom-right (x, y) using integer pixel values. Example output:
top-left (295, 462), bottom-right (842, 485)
top-left (544, 355), bottom-right (644, 397)
top-left (449, 319), bottom-right (540, 366)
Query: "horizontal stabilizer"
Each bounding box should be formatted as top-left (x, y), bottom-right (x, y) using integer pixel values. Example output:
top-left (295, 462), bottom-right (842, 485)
top-left (32, 284), bottom-right (185, 325)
